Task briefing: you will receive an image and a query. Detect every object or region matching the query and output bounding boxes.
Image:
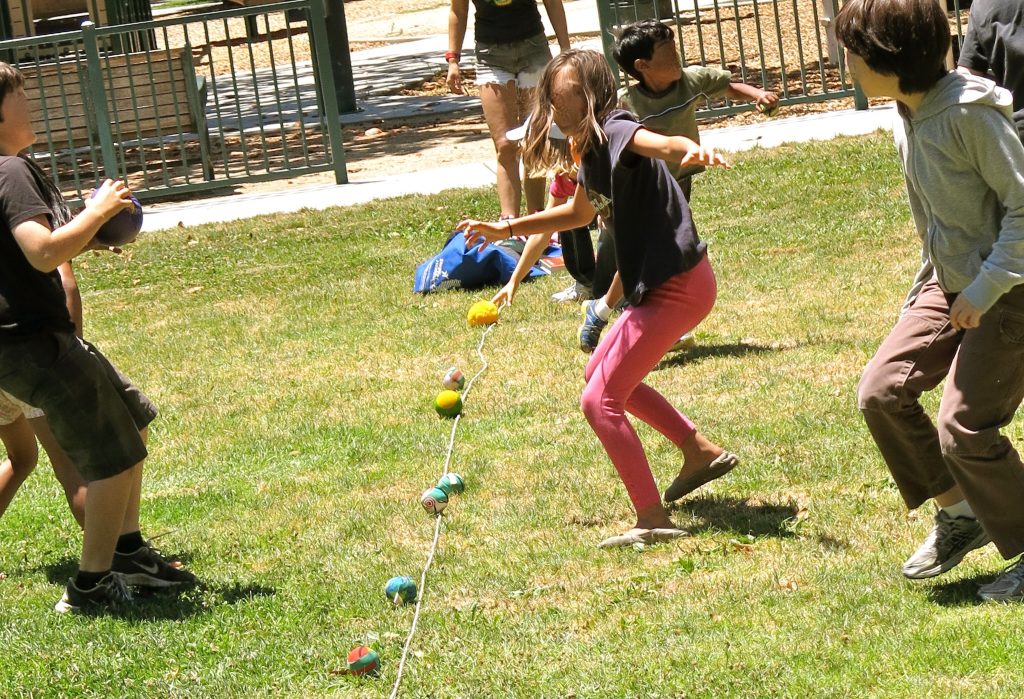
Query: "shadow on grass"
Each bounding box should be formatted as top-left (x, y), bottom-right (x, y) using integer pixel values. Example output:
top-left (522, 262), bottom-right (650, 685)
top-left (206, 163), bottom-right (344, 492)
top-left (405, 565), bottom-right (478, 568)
top-left (669, 494), bottom-right (801, 538)
top-left (927, 573), bottom-right (994, 607)
top-left (39, 556), bottom-right (275, 620)
top-left (655, 341), bottom-right (780, 371)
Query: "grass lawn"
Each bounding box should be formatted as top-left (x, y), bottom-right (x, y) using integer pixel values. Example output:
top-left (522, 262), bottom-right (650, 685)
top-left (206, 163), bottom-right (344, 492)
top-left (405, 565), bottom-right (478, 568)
top-left (1, 133), bottom-right (1022, 697)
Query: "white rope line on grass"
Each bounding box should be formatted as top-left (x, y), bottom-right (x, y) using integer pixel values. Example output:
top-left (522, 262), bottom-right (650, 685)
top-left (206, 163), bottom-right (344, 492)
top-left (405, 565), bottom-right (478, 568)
top-left (387, 310), bottom-right (501, 699)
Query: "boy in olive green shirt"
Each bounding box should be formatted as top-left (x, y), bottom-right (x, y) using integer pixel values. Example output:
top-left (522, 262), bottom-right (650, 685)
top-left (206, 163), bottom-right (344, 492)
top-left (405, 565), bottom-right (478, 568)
top-left (577, 19), bottom-right (778, 355)
top-left (614, 19), bottom-right (778, 197)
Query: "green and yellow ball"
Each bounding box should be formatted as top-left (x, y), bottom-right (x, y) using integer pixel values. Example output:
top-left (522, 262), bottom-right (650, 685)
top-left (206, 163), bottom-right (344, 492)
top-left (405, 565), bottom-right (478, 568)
top-left (434, 389), bottom-right (463, 418)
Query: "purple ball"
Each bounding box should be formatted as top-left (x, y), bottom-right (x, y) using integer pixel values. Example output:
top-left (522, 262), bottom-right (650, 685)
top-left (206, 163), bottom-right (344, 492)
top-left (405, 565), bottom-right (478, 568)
top-left (92, 191), bottom-right (143, 246)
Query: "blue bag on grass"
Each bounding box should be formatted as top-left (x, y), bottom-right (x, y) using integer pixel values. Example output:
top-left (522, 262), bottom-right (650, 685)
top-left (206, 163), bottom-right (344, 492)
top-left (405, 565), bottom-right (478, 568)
top-left (413, 231), bottom-right (559, 293)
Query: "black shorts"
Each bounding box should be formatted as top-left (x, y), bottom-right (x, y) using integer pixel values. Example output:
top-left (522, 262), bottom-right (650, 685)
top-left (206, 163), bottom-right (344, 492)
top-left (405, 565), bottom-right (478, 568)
top-left (0, 332), bottom-right (156, 482)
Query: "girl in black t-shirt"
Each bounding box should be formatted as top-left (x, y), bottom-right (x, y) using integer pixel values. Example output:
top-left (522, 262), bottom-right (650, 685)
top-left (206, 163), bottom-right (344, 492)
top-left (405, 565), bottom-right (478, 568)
top-left (457, 50), bottom-right (740, 549)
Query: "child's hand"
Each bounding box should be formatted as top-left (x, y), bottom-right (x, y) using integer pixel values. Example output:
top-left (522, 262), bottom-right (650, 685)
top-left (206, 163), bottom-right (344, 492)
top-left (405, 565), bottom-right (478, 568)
top-left (757, 91), bottom-right (779, 112)
top-left (492, 278), bottom-right (519, 307)
top-left (457, 219), bottom-right (507, 250)
top-left (680, 145), bottom-right (730, 170)
top-left (85, 179), bottom-right (133, 221)
top-left (949, 294), bottom-right (983, 330)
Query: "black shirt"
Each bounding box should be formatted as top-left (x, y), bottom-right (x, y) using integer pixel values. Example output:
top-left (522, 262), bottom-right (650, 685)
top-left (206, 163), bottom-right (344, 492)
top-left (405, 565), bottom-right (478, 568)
top-left (472, 0), bottom-right (544, 45)
top-left (958, 0), bottom-right (1024, 140)
top-left (0, 156), bottom-right (75, 336)
top-left (577, 110), bottom-right (707, 305)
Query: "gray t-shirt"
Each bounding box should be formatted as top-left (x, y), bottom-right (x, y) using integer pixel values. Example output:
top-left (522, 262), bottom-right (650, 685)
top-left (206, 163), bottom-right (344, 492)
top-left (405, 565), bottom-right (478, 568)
top-left (958, 0), bottom-right (1024, 140)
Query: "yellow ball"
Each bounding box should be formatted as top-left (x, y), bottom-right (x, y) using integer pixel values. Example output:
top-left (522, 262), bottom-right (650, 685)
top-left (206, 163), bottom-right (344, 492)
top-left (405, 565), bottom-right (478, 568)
top-left (467, 300), bottom-right (499, 326)
top-left (434, 389), bottom-right (463, 417)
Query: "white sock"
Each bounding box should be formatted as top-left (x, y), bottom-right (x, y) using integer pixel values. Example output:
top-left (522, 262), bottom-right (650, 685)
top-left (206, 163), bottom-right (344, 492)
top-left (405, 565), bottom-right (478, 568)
top-left (941, 500), bottom-right (976, 519)
top-left (593, 299), bottom-right (612, 321)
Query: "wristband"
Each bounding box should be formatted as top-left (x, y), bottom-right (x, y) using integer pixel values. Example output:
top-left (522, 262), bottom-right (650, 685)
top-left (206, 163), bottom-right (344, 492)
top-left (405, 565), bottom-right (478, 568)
top-left (444, 51), bottom-right (460, 63)
top-left (506, 219), bottom-right (513, 239)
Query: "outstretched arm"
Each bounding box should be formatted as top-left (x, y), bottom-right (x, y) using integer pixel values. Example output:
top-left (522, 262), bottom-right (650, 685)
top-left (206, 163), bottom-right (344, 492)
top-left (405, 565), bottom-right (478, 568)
top-left (725, 82), bottom-right (778, 111)
top-left (459, 187), bottom-right (596, 249)
top-left (628, 128), bottom-right (730, 171)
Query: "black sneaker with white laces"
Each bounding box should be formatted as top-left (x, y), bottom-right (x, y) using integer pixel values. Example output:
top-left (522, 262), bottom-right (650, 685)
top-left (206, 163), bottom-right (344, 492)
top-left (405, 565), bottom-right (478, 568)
top-left (112, 543), bottom-right (197, 588)
top-left (54, 572), bottom-right (133, 614)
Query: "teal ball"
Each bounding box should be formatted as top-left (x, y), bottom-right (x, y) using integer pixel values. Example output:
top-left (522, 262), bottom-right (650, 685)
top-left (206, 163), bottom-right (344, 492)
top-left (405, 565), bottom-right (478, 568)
top-left (438, 472), bottom-right (465, 495)
top-left (384, 576), bottom-right (417, 605)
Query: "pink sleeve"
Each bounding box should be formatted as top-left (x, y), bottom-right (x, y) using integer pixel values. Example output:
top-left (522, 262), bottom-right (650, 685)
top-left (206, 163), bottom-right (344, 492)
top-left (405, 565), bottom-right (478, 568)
top-left (549, 172), bottom-right (577, 199)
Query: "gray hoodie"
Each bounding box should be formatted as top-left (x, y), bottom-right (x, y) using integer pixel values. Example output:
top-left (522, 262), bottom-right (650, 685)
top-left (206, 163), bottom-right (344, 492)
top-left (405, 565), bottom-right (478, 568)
top-left (895, 71), bottom-right (1024, 313)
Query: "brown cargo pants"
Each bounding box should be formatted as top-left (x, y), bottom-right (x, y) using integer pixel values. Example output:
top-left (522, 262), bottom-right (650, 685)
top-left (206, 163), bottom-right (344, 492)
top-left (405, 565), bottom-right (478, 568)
top-left (858, 276), bottom-right (1024, 558)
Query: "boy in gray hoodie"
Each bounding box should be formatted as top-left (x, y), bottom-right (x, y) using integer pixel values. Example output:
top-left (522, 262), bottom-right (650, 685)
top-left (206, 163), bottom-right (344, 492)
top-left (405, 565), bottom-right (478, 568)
top-left (838, 0), bottom-right (1024, 602)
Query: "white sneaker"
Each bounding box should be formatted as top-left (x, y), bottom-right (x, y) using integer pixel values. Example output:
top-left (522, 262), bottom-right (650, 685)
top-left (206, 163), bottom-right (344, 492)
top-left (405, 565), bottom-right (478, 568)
top-left (551, 282), bottom-right (592, 304)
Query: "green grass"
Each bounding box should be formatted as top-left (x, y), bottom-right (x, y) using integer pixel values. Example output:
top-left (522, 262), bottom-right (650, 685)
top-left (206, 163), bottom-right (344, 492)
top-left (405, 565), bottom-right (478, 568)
top-left (2, 134), bottom-right (1022, 697)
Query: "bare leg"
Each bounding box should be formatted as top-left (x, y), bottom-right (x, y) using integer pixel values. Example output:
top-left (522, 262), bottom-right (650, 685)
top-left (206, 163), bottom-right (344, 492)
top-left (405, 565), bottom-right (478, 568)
top-left (676, 431), bottom-right (727, 480)
top-left (933, 485), bottom-right (965, 508)
top-left (516, 86), bottom-right (546, 213)
top-left (80, 463), bottom-right (138, 572)
top-left (480, 81), bottom-right (525, 218)
top-left (0, 417), bottom-right (39, 518)
top-left (30, 416), bottom-right (86, 528)
top-left (120, 427), bottom-right (147, 535)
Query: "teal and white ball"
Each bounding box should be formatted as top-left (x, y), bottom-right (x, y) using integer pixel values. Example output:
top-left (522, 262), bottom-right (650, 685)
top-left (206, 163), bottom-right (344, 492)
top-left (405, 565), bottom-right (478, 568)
top-left (438, 472), bottom-right (465, 495)
top-left (421, 487), bottom-right (448, 514)
top-left (384, 576), bottom-right (417, 605)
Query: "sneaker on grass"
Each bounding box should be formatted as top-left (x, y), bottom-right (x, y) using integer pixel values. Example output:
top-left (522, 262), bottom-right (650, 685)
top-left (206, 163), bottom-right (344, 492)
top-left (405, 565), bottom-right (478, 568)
top-left (112, 542), bottom-right (197, 588)
top-left (54, 572), bottom-right (133, 614)
top-left (551, 282), bottom-right (592, 304)
top-left (578, 300), bottom-right (608, 353)
top-left (901, 509), bottom-right (990, 579)
top-left (978, 556), bottom-right (1024, 603)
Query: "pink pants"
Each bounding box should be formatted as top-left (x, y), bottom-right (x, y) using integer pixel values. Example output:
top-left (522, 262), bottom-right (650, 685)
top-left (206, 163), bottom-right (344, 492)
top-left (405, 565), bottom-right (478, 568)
top-left (581, 255), bottom-right (717, 512)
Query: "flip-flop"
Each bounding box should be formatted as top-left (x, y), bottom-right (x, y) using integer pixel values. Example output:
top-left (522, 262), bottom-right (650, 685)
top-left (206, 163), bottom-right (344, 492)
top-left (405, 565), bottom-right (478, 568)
top-left (597, 527), bottom-right (688, 548)
top-left (641, 528), bottom-right (688, 544)
top-left (663, 451), bottom-right (739, 503)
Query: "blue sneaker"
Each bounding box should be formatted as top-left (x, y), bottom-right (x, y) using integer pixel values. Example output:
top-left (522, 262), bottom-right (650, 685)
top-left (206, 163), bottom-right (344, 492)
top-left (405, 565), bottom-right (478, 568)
top-left (578, 300), bottom-right (608, 353)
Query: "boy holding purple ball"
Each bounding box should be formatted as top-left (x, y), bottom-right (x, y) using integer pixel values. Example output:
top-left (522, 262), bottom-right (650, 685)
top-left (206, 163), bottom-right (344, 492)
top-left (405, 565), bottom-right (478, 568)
top-left (0, 62), bottom-right (195, 613)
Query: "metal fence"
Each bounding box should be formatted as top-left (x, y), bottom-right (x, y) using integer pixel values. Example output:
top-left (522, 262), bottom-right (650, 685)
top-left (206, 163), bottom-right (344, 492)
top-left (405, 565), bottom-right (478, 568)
top-left (0, 0), bottom-right (346, 204)
top-left (596, 0), bottom-right (973, 117)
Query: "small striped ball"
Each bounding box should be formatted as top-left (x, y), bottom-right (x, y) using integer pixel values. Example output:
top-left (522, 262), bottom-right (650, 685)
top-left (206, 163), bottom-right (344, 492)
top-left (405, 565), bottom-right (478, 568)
top-left (347, 645), bottom-right (380, 676)
top-left (421, 487), bottom-right (448, 515)
top-left (442, 366), bottom-right (466, 391)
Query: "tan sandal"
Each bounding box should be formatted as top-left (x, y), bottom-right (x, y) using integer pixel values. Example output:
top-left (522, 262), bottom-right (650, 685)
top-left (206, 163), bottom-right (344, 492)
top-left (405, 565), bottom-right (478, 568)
top-left (664, 451), bottom-right (739, 503)
top-left (597, 527), bottom-right (688, 549)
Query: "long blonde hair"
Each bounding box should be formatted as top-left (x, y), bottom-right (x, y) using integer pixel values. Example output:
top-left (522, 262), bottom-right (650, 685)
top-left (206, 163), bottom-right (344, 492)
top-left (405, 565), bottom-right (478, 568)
top-left (522, 50), bottom-right (617, 174)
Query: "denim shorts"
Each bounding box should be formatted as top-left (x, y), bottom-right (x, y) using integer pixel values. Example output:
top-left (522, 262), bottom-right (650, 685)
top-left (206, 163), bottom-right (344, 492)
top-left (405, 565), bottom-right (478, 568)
top-left (474, 33), bottom-right (552, 88)
top-left (0, 332), bottom-right (156, 481)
